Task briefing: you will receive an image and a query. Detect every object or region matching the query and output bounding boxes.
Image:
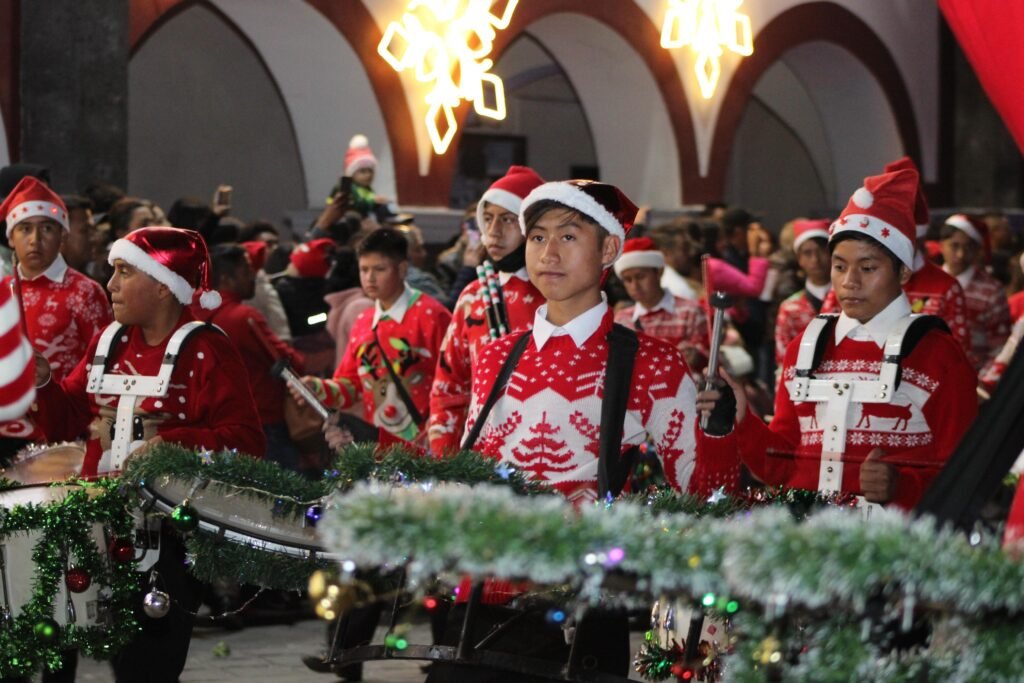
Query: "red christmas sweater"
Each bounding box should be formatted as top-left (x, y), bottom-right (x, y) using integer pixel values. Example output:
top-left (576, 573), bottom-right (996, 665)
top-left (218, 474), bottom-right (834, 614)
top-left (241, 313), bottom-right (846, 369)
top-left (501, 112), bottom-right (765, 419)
top-left (733, 306), bottom-right (977, 509)
top-left (948, 266), bottom-right (1011, 373)
top-left (428, 270), bottom-right (542, 454)
top-left (32, 310), bottom-right (266, 477)
top-left (194, 291), bottom-right (304, 425)
top-left (822, 260), bottom-right (970, 356)
top-left (613, 292), bottom-right (710, 370)
top-left (464, 304), bottom-right (740, 504)
top-left (313, 287), bottom-right (451, 442)
top-left (1, 257), bottom-right (112, 441)
top-left (774, 286), bottom-right (825, 366)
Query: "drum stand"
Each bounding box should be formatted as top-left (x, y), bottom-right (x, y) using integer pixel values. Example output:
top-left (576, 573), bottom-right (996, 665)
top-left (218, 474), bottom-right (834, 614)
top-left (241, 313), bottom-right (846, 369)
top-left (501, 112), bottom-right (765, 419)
top-left (307, 577), bottom-right (632, 682)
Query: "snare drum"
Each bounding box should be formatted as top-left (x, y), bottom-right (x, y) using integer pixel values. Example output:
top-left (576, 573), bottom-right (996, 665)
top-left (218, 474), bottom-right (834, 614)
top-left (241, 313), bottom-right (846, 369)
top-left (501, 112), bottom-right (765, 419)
top-left (137, 475), bottom-right (339, 561)
top-left (0, 484), bottom-right (111, 629)
top-left (3, 442), bottom-right (85, 484)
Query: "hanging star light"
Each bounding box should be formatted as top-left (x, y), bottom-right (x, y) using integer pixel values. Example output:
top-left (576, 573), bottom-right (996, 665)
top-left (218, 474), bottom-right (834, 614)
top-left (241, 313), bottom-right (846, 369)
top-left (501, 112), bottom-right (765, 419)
top-left (378, 0), bottom-right (518, 155)
top-left (661, 0), bottom-right (753, 99)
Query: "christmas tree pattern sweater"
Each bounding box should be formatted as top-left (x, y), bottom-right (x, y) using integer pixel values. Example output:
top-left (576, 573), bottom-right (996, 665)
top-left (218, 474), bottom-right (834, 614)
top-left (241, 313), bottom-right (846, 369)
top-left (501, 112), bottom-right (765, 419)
top-left (734, 314), bottom-right (977, 509)
top-left (465, 305), bottom-right (741, 503)
top-left (428, 270), bottom-right (542, 454)
top-left (314, 287), bottom-right (451, 441)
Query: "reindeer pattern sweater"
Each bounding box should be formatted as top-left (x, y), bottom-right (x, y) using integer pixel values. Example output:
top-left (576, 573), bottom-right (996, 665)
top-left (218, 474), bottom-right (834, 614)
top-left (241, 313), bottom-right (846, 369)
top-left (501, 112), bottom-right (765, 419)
top-left (428, 270), bottom-right (542, 454)
top-left (464, 303), bottom-right (740, 504)
top-left (315, 287), bottom-right (451, 441)
top-left (735, 306), bottom-right (977, 509)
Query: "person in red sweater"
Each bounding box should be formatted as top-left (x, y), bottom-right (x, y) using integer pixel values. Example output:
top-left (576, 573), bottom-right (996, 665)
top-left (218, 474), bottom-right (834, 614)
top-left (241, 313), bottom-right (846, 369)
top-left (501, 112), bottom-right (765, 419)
top-left (197, 244), bottom-right (305, 469)
top-left (612, 236), bottom-right (709, 373)
top-left (940, 214), bottom-right (1011, 373)
top-left (31, 226), bottom-right (264, 683)
top-left (0, 177), bottom-right (111, 454)
top-left (820, 157), bottom-right (972, 357)
top-left (774, 219), bottom-right (831, 366)
top-left (428, 165), bottom-right (545, 453)
top-left (301, 228), bottom-right (451, 446)
top-left (699, 168), bottom-right (977, 510)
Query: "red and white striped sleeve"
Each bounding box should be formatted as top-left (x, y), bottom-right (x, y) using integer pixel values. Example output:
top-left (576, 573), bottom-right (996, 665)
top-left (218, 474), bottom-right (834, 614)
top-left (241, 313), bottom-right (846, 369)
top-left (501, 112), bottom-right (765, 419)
top-left (0, 284), bottom-right (36, 421)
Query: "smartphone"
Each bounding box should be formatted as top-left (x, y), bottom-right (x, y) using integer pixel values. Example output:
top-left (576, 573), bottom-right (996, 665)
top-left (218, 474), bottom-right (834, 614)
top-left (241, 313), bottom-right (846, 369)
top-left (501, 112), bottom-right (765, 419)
top-left (214, 185), bottom-right (233, 209)
top-left (339, 176), bottom-right (354, 195)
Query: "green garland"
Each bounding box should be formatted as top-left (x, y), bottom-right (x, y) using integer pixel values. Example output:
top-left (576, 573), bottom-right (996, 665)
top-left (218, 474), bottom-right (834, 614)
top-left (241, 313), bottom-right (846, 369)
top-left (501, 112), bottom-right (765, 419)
top-left (0, 479), bottom-right (137, 677)
top-left (318, 484), bottom-right (1024, 682)
top-left (123, 443), bottom-right (547, 591)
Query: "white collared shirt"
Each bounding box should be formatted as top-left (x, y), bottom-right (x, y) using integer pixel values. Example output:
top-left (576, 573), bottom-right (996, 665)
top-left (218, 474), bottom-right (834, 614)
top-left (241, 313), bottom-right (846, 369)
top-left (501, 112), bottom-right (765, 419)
top-left (633, 289), bottom-right (675, 322)
top-left (834, 293), bottom-right (912, 348)
top-left (498, 267), bottom-right (529, 286)
top-left (372, 284), bottom-right (413, 327)
top-left (19, 253), bottom-right (68, 284)
top-left (532, 296), bottom-right (608, 350)
top-left (805, 279), bottom-right (831, 302)
top-left (945, 264), bottom-right (975, 290)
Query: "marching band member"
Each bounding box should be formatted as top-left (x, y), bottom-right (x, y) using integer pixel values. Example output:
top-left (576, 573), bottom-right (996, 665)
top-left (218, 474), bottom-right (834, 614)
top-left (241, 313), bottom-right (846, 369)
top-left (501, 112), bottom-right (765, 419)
top-left (31, 226), bottom-right (264, 683)
top-left (940, 213), bottom-right (1011, 373)
top-left (428, 165), bottom-right (545, 454)
top-left (698, 168), bottom-right (977, 510)
top-left (774, 219), bottom-right (832, 366)
top-left (0, 177), bottom-right (111, 456)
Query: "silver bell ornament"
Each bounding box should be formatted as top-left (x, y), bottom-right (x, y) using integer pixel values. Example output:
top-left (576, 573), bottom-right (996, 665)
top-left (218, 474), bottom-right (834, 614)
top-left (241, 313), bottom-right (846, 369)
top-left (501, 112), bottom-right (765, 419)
top-left (143, 589), bottom-right (171, 619)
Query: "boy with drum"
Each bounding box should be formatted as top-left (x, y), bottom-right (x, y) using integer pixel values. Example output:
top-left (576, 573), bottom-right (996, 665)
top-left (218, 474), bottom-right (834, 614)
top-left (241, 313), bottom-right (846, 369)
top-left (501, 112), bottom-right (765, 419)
top-left (697, 168), bottom-right (977, 509)
top-left (31, 226), bottom-right (264, 683)
top-left (425, 180), bottom-right (740, 682)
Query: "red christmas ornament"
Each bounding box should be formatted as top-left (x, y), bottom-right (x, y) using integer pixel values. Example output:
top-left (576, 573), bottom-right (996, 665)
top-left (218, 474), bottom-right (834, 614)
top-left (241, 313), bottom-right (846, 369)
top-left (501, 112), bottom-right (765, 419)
top-left (65, 567), bottom-right (91, 593)
top-left (109, 538), bottom-right (135, 563)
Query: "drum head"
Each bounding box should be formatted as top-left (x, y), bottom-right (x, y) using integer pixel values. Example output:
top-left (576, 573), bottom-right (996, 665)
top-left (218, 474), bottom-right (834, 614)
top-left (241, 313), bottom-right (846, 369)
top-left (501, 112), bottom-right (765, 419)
top-left (4, 443), bottom-right (86, 485)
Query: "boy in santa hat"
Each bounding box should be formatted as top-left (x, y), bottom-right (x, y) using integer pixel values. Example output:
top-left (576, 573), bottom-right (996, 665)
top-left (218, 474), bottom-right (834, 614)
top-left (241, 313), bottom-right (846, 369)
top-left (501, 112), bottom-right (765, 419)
top-left (699, 168), bottom-right (977, 510)
top-left (821, 157), bottom-right (972, 358)
top-left (940, 213), bottom-right (1011, 373)
top-left (426, 180), bottom-right (739, 682)
top-left (612, 235), bottom-right (709, 372)
top-left (428, 165), bottom-right (546, 454)
top-left (0, 177), bottom-right (112, 456)
top-left (317, 134), bottom-right (393, 227)
top-left (30, 226), bottom-right (264, 682)
top-left (774, 219), bottom-right (832, 366)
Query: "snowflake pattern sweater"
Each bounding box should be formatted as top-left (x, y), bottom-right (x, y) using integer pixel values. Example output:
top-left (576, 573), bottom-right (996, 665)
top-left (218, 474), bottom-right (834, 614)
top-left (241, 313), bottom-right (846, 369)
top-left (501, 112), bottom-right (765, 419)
top-left (464, 305), bottom-right (740, 503)
top-left (1, 258), bottom-right (112, 441)
top-left (429, 271), bottom-right (542, 454)
top-left (734, 313), bottom-right (977, 509)
top-left (774, 289), bottom-right (821, 366)
top-left (955, 267), bottom-right (1011, 373)
top-left (314, 287), bottom-right (451, 441)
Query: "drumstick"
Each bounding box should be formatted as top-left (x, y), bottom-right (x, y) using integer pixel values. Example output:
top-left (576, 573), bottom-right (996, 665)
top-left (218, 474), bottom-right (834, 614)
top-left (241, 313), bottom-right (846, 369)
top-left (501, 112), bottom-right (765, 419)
top-left (475, 265), bottom-right (500, 339)
top-left (271, 359), bottom-right (331, 421)
top-left (483, 261), bottom-right (508, 334)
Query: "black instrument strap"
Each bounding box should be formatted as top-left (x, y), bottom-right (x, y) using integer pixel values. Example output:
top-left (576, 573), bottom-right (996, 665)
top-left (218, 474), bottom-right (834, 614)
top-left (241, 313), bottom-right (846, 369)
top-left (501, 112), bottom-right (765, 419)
top-left (598, 324), bottom-right (640, 499)
top-left (462, 331), bottom-right (532, 451)
top-left (372, 327), bottom-right (425, 426)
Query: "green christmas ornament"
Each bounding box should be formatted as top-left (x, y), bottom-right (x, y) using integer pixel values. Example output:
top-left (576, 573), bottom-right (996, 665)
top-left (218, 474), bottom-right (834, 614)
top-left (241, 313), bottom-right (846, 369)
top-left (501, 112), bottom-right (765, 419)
top-left (170, 500), bottom-right (199, 533)
top-left (33, 618), bottom-right (60, 644)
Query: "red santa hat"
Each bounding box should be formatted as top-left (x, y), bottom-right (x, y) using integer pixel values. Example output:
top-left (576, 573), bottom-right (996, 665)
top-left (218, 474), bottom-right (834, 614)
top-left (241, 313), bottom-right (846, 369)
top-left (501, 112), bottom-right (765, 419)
top-left (0, 176), bottom-right (69, 239)
top-left (519, 180), bottom-right (639, 260)
top-left (289, 238), bottom-right (335, 278)
top-left (944, 213), bottom-right (991, 262)
top-left (613, 237), bottom-right (665, 276)
top-left (883, 156), bottom-right (929, 238)
top-left (108, 227), bottom-right (222, 310)
top-left (792, 219), bottom-right (831, 252)
top-left (0, 284), bottom-right (36, 421)
top-left (475, 165), bottom-right (545, 230)
top-left (344, 134), bottom-right (378, 177)
top-left (829, 168), bottom-right (918, 270)
top-left (241, 241), bottom-right (268, 273)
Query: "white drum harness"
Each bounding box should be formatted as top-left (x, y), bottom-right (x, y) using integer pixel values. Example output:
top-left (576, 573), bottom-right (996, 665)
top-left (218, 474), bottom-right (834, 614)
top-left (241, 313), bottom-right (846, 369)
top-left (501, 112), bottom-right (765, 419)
top-left (85, 320), bottom-right (219, 473)
top-left (790, 313), bottom-right (948, 495)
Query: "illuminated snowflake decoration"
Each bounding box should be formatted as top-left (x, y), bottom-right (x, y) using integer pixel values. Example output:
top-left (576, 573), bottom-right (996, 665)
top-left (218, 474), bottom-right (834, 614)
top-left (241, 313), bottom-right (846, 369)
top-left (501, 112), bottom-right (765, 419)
top-left (661, 0), bottom-right (754, 99)
top-left (378, 0), bottom-right (518, 155)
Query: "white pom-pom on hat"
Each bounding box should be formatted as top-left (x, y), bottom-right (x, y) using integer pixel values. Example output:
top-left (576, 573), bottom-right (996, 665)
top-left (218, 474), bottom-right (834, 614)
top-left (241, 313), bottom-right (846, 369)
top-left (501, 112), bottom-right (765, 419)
top-left (348, 134), bottom-right (369, 150)
top-left (199, 290), bottom-right (222, 310)
top-left (852, 187), bottom-right (874, 209)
